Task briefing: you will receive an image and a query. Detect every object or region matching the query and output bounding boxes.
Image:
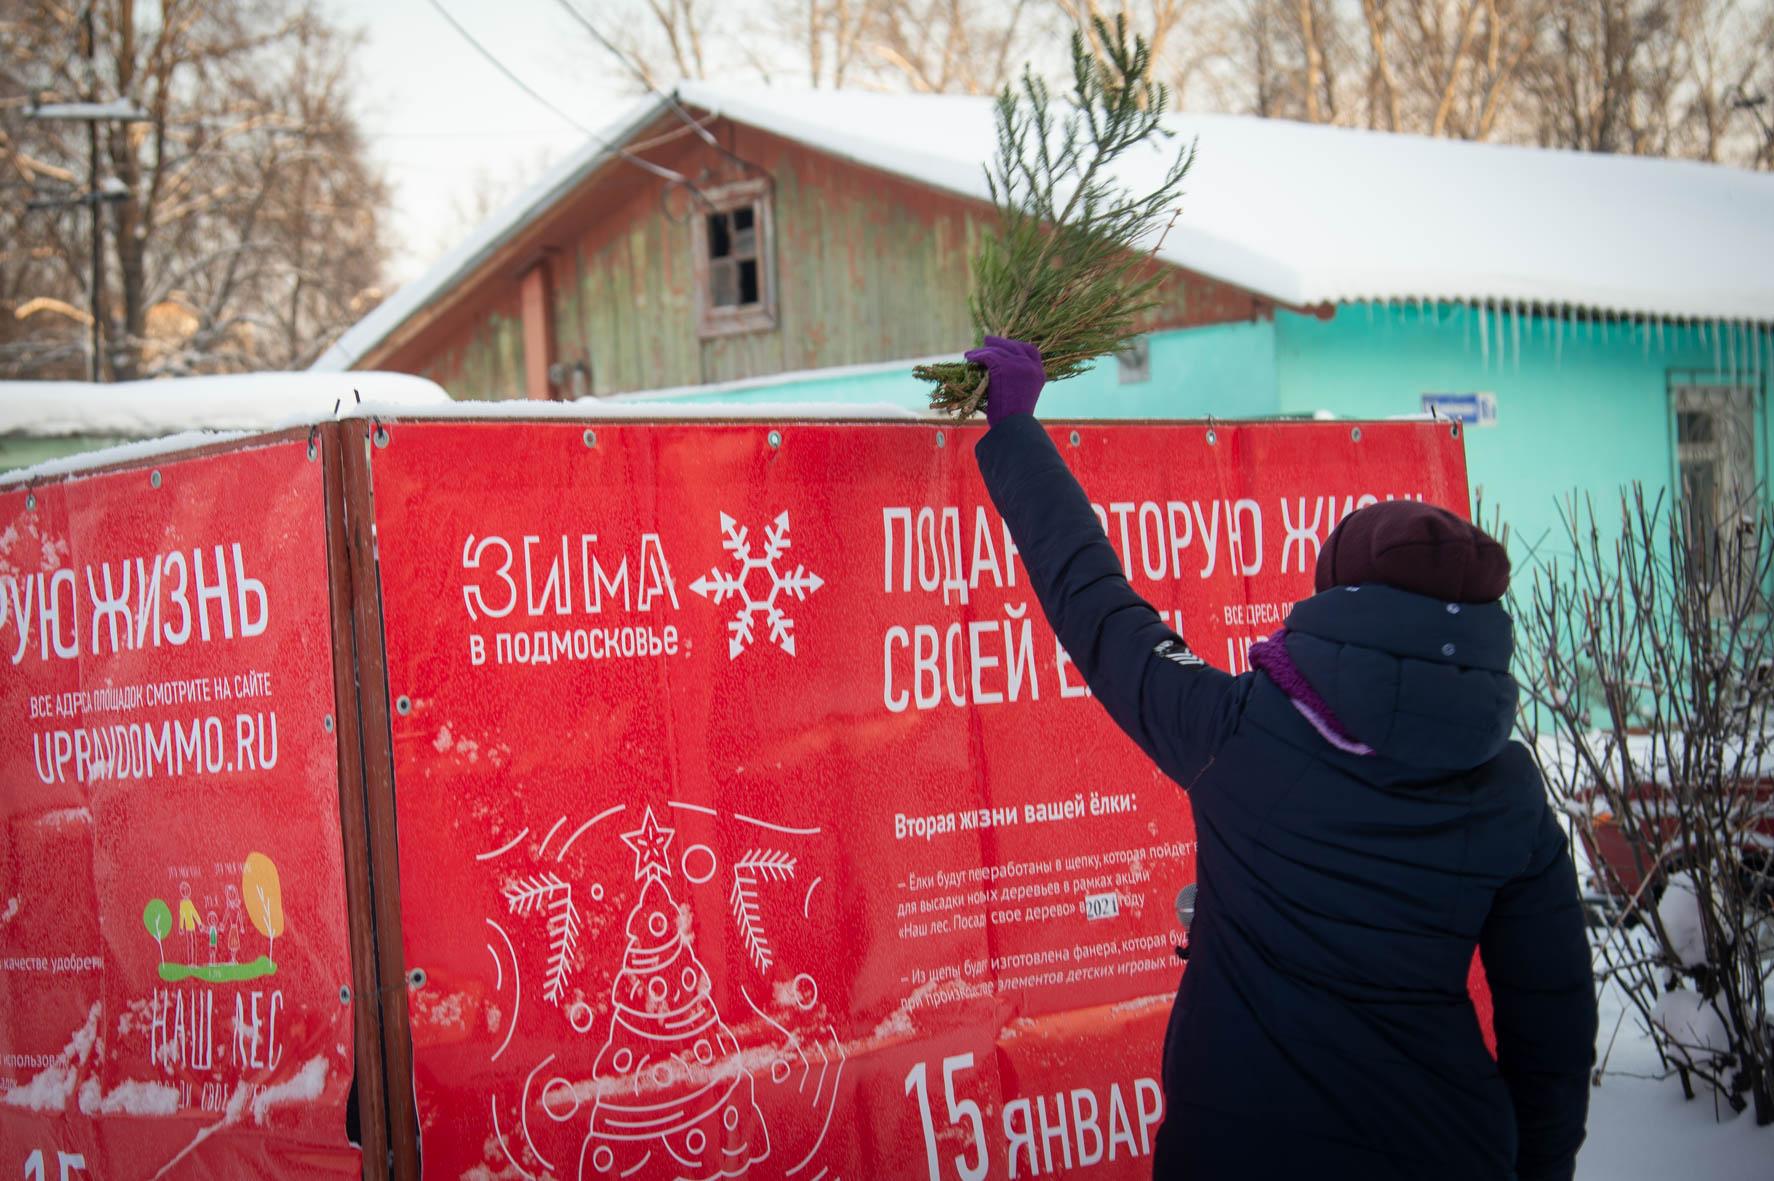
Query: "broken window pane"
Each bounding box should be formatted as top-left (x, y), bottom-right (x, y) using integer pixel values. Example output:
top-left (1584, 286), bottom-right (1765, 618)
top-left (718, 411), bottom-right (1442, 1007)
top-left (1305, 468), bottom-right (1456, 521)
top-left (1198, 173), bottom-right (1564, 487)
top-left (698, 189), bottom-right (773, 332)
top-left (1677, 410), bottom-right (1715, 445)
top-left (706, 211), bottom-right (731, 259)
top-left (710, 258), bottom-right (738, 307)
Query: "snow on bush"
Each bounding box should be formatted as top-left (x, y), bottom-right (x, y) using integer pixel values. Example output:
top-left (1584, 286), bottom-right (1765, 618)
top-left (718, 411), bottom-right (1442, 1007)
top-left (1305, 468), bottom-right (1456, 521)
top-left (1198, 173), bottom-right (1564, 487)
top-left (1654, 988), bottom-right (1731, 1073)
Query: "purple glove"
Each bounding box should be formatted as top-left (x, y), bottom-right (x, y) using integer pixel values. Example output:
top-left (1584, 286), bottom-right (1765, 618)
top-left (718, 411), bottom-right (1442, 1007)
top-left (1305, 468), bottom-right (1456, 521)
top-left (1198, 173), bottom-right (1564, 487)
top-left (964, 335), bottom-right (1045, 426)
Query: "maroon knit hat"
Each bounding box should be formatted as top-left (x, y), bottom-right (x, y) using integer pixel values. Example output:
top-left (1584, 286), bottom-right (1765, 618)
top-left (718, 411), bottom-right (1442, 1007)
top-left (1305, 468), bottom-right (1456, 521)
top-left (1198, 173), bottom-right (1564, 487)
top-left (1314, 502), bottom-right (1510, 603)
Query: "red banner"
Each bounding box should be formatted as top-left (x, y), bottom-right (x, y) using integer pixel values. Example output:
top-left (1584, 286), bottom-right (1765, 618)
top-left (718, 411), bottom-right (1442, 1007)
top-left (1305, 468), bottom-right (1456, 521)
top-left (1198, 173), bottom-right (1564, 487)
top-left (367, 419), bottom-right (1472, 1181)
top-left (0, 440), bottom-right (358, 1178)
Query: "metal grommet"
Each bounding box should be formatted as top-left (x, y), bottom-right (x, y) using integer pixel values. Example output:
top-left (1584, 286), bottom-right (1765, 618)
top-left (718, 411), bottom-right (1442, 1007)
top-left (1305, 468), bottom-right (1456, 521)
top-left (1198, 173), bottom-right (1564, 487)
top-left (407, 967), bottom-right (426, 990)
top-left (339, 985), bottom-right (352, 1005)
top-left (1450, 423), bottom-right (1461, 439)
top-left (24, 493), bottom-right (36, 511)
top-left (1205, 429), bottom-right (1217, 446)
top-left (582, 428), bottom-right (597, 448)
top-left (935, 430), bottom-right (946, 449)
top-left (323, 714), bottom-right (335, 732)
top-left (395, 695), bottom-right (412, 716)
top-left (373, 425), bottom-right (390, 448)
top-left (1350, 427), bottom-right (1363, 442)
top-left (767, 430), bottom-right (783, 449)
top-left (307, 441), bottom-right (317, 461)
top-left (1446, 603), bottom-right (1461, 615)
top-left (1441, 643), bottom-right (1456, 657)
top-left (150, 470), bottom-right (162, 489)
top-left (1068, 430), bottom-right (1081, 447)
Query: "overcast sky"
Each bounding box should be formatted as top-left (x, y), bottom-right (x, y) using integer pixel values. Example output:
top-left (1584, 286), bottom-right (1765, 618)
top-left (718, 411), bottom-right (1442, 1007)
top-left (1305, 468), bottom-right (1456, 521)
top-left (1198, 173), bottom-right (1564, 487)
top-left (331, 0), bottom-right (640, 283)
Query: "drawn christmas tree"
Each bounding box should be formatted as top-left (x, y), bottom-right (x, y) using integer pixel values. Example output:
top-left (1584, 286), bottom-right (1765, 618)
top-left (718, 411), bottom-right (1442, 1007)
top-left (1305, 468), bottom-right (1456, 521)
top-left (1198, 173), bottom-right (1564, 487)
top-left (582, 807), bottom-right (770, 1180)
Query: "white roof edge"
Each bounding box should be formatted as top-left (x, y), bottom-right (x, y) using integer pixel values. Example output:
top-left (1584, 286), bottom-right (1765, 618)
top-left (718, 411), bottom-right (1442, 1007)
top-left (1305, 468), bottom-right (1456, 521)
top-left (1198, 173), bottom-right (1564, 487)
top-left (309, 96), bottom-right (675, 373)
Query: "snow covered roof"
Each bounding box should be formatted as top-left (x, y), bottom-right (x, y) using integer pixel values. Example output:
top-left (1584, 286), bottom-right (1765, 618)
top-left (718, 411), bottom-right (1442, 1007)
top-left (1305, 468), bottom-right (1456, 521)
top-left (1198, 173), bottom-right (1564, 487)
top-left (682, 85), bottom-right (1774, 323)
top-left (314, 86), bottom-right (1774, 373)
top-left (0, 371), bottom-right (450, 438)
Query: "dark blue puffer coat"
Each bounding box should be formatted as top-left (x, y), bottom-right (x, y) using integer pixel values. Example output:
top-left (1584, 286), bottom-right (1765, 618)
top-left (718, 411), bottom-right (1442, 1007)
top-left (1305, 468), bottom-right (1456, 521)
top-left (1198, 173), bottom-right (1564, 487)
top-left (977, 415), bottom-right (1596, 1181)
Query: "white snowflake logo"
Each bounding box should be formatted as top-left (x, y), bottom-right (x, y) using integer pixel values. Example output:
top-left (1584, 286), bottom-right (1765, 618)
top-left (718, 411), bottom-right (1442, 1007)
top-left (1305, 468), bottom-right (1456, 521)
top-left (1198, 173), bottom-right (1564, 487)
top-left (689, 511), bottom-right (825, 658)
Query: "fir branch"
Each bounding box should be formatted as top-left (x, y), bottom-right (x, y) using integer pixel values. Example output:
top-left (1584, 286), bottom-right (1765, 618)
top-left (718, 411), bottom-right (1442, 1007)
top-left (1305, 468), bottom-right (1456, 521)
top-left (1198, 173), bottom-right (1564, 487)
top-left (914, 14), bottom-right (1194, 418)
top-left (736, 849), bottom-right (799, 880)
top-left (542, 890), bottom-right (580, 1006)
top-left (502, 872), bottom-right (580, 1005)
top-left (503, 872), bottom-right (570, 918)
top-left (729, 872), bottom-right (773, 973)
top-left (729, 849), bottom-right (797, 972)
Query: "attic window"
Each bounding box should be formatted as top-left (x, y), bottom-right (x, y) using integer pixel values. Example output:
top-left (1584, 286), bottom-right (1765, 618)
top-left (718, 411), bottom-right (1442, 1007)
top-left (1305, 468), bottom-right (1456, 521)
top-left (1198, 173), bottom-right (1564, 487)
top-left (694, 180), bottom-right (775, 337)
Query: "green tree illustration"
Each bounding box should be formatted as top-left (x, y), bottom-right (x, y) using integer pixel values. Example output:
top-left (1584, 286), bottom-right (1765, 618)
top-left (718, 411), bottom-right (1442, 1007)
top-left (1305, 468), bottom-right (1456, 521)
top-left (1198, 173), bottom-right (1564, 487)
top-left (142, 898), bottom-right (172, 964)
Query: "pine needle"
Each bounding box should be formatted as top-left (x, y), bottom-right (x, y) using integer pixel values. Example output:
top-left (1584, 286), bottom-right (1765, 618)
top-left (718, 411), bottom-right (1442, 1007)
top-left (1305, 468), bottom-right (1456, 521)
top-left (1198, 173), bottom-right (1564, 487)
top-left (913, 15), bottom-right (1194, 419)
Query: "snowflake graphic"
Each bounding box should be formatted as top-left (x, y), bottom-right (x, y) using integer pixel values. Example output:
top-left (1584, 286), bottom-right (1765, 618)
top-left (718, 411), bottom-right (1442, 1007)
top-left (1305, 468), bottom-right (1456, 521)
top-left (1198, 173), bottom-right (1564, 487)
top-left (688, 511), bottom-right (825, 658)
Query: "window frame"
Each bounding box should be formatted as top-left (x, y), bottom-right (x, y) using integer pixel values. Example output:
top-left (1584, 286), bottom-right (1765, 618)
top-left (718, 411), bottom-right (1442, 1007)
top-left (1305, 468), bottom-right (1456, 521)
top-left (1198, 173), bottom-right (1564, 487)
top-left (1667, 372), bottom-right (1764, 605)
top-left (691, 179), bottom-right (776, 339)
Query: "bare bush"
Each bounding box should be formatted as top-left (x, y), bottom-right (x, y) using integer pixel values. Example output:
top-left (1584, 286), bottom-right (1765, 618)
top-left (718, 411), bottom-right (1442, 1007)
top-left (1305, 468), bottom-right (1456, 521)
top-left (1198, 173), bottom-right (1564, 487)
top-left (1516, 485), bottom-right (1774, 1124)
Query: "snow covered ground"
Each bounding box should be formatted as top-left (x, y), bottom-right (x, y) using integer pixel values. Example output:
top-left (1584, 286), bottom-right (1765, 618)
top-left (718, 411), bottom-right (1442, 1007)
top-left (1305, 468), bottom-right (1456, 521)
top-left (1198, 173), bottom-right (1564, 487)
top-left (1576, 978), bottom-right (1772, 1178)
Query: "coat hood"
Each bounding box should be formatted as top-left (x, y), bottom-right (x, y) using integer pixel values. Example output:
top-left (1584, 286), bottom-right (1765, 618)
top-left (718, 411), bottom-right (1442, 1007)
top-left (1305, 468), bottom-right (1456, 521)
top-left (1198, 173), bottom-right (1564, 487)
top-left (1269, 583), bottom-right (1518, 777)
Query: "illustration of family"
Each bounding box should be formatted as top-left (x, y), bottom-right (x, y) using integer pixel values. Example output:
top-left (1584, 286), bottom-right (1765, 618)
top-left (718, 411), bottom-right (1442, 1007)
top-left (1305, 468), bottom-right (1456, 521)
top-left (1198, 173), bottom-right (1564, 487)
top-left (141, 851), bottom-right (286, 983)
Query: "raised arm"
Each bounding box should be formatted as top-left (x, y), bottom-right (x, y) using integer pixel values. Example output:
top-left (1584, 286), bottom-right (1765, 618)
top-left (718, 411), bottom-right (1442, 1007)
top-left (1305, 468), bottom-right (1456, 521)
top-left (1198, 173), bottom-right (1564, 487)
top-left (967, 338), bottom-right (1243, 786)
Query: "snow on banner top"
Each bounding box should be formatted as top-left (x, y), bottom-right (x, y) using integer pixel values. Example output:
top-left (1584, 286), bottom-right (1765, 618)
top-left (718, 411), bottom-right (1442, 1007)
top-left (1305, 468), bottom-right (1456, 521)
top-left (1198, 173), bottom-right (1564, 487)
top-left (314, 86), bottom-right (1774, 372)
top-left (0, 395), bottom-right (925, 487)
top-left (0, 370), bottom-right (450, 437)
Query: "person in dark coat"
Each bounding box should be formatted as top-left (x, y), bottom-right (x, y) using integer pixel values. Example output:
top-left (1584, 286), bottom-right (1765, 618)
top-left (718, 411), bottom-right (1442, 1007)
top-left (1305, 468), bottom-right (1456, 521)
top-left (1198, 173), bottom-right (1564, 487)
top-left (966, 337), bottom-right (1597, 1181)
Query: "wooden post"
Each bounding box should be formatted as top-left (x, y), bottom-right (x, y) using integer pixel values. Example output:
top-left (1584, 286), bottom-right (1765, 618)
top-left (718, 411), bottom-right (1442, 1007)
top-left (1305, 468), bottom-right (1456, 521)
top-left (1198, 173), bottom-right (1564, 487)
top-left (520, 258), bottom-right (557, 400)
top-left (339, 420), bottom-right (422, 1180)
top-left (318, 422), bottom-right (397, 1179)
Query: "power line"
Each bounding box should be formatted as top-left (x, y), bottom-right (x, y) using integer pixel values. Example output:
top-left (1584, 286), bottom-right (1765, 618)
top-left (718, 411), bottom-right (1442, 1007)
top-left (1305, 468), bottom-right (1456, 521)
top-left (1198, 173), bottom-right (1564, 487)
top-left (423, 0), bottom-right (685, 184)
top-left (546, 0), bottom-right (652, 93)
top-left (549, 0), bottom-right (772, 183)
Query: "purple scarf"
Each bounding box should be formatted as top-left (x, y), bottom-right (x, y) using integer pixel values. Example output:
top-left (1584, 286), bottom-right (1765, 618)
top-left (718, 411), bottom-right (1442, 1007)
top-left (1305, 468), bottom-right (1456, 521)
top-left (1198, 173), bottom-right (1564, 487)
top-left (1248, 629), bottom-right (1375, 757)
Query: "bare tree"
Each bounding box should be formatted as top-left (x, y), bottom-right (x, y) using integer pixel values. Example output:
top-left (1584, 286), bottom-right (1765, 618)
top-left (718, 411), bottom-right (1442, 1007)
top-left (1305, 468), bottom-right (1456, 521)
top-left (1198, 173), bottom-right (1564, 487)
top-left (1517, 486), bottom-right (1774, 1125)
top-left (1111, 0), bottom-right (1771, 166)
top-left (1, 0), bottom-right (389, 379)
top-left (1054, 0), bottom-right (1232, 111)
top-left (572, 0), bottom-right (1043, 95)
top-left (770, 0), bottom-right (877, 87)
top-left (432, 149), bottom-right (560, 258)
top-left (865, 0), bottom-right (1040, 93)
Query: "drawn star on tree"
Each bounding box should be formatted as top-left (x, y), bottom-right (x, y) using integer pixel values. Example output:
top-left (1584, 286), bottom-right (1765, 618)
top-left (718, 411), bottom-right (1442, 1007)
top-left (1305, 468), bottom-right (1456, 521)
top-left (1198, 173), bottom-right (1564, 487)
top-left (619, 806), bottom-right (675, 881)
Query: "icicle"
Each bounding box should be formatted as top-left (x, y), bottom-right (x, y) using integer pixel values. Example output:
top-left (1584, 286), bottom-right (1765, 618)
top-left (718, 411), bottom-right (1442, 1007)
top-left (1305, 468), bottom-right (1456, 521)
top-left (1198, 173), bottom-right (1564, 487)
top-left (1478, 301), bottom-right (1490, 367)
top-left (1712, 319), bottom-right (1722, 375)
top-left (1553, 305), bottom-right (1564, 367)
top-left (1512, 300), bottom-right (1522, 372)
